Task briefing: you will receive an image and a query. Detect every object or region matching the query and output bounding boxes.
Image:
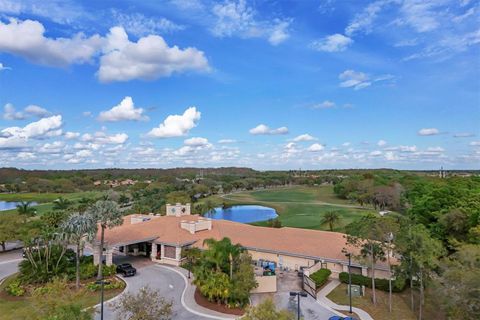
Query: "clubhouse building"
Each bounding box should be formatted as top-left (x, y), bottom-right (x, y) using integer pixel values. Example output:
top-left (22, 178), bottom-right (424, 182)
top-left (93, 203), bottom-right (391, 280)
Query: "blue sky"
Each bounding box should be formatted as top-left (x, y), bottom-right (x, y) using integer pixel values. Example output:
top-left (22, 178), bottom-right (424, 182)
top-left (0, 0), bottom-right (479, 170)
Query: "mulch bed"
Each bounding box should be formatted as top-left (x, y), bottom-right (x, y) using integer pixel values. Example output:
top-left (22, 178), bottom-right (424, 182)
top-left (194, 288), bottom-right (245, 316)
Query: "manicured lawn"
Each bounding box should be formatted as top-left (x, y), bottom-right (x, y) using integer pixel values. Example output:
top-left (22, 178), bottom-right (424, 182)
top-left (327, 283), bottom-right (443, 320)
top-left (0, 273), bottom-right (124, 320)
top-left (212, 186), bottom-right (376, 232)
top-left (0, 191), bottom-right (102, 203)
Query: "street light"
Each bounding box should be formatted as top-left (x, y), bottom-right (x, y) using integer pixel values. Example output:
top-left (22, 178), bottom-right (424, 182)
top-left (290, 291), bottom-right (308, 320)
top-left (95, 279), bottom-right (111, 320)
top-left (345, 252), bottom-right (353, 314)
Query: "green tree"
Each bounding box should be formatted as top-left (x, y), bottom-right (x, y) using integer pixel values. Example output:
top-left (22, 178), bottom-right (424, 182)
top-left (42, 210), bottom-right (69, 229)
top-left (346, 214), bottom-right (386, 305)
top-left (87, 200), bottom-right (123, 279)
top-left (114, 286), bottom-right (172, 320)
top-left (320, 210), bottom-right (342, 231)
top-left (196, 270), bottom-right (231, 304)
top-left (202, 237), bottom-right (243, 274)
top-left (0, 213), bottom-right (21, 251)
top-left (77, 197), bottom-right (95, 212)
top-left (397, 223), bottom-right (445, 320)
top-left (61, 212), bottom-right (97, 289)
top-left (438, 244), bottom-right (480, 319)
top-left (199, 198), bottom-right (216, 216)
top-left (243, 298), bottom-right (295, 320)
top-left (166, 191), bottom-right (190, 204)
top-left (17, 201), bottom-right (36, 222)
top-left (53, 197), bottom-right (72, 210)
top-left (230, 252), bottom-right (258, 306)
top-left (181, 247), bottom-right (202, 270)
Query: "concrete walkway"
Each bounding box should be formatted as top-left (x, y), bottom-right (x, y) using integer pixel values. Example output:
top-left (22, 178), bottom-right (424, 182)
top-left (316, 279), bottom-right (374, 320)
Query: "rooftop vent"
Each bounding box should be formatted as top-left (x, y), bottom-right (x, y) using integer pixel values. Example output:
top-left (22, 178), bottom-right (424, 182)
top-left (180, 217), bottom-right (212, 234)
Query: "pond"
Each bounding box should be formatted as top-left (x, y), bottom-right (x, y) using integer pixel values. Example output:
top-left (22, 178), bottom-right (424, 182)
top-left (205, 205), bottom-right (278, 223)
top-left (0, 201), bottom-right (38, 211)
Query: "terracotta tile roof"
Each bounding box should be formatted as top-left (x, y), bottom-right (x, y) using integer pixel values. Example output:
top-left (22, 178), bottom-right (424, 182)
top-left (99, 214), bottom-right (391, 268)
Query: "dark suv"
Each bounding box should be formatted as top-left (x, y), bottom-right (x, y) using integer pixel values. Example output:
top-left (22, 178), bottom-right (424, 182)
top-left (116, 263), bottom-right (137, 277)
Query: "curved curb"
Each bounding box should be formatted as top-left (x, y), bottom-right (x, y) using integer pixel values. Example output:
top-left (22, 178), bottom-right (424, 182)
top-left (156, 265), bottom-right (236, 320)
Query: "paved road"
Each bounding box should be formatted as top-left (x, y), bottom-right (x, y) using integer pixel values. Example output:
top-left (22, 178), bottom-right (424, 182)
top-left (0, 249), bottom-right (23, 283)
top-left (94, 264), bottom-right (212, 320)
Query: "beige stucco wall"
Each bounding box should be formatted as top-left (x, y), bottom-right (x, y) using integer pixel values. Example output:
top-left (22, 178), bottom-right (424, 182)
top-left (367, 268), bottom-right (391, 279)
top-left (248, 250), bottom-right (315, 271)
top-left (251, 275), bottom-right (277, 293)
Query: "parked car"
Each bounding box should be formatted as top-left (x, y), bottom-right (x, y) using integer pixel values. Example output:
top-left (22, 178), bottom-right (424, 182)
top-left (116, 263), bottom-right (137, 276)
top-left (328, 316), bottom-right (357, 320)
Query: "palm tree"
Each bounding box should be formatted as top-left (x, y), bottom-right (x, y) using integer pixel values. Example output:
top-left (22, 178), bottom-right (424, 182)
top-left (61, 212), bottom-right (96, 289)
top-left (77, 197), bottom-right (94, 212)
top-left (200, 199), bottom-right (216, 216)
top-left (16, 201), bottom-right (36, 222)
top-left (53, 197), bottom-right (72, 210)
top-left (87, 200), bottom-right (123, 280)
top-left (203, 237), bottom-right (242, 275)
top-left (320, 210), bottom-right (342, 231)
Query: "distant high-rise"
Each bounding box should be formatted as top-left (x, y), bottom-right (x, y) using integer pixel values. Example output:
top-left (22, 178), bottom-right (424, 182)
top-left (439, 166), bottom-right (447, 178)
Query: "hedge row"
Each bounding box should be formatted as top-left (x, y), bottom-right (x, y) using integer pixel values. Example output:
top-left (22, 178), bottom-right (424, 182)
top-left (339, 272), bottom-right (406, 292)
top-left (309, 269), bottom-right (332, 288)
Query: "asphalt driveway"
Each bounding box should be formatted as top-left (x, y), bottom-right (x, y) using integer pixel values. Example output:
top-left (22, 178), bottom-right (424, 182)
top-left (0, 249), bottom-right (23, 283)
top-left (94, 264), bottom-right (212, 320)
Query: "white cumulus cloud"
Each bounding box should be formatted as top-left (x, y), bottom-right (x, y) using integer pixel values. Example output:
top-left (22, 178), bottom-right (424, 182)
top-left (292, 134), bottom-right (316, 142)
top-left (307, 143), bottom-right (324, 152)
top-left (0, 18), bottom-right (103, 66)
top-left (249, 124), bottom-right (289, 135)
top-left (184, 137), bottom-right (210, 146)
top-left (312, 100), bottom-right (336, 109)
top-left (3, 103), bottom-right (50, 120)
top-left (311, 33), bottom-right (353, 52)
top-left (0, 115), bottom-right (63, 148)
top-left (98, 26), bottom-right (210, 82)
top-left (98, 96), bottom-right (148, 122)
top-left (418, 128), bottom-right (439, 136)
top-left (148, 107), bottom-right (201, 138)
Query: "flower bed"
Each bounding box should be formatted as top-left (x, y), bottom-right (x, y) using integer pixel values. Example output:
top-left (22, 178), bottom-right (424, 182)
top-left (194, 288), bottom-right (245, 316)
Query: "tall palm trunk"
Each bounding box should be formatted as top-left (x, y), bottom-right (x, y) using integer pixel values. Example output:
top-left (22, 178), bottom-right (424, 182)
top-left (370, 243), bottom-right (377, 305)
top-left (97, 225), bottom-right (105, 280)
top-left (418, 268), bottom-right (424, 320)
top-left (76, 239), bottom-right (81, 289)
top-left (388, 240), bottom-right (392, 313)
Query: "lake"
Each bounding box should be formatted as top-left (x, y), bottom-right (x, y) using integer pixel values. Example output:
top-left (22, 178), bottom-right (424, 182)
top-left (0, 201), bottom-right (38, 211)
top-left (206, 205), bottom-right (278, 223)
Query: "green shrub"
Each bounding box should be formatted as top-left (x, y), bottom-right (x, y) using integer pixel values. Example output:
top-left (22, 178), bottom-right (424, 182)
top-left (339, 272), bottom-right (406, 292)
top-left (5, 279), bottom-right (26, 296)
top-left (79, 263), bottom-right (98, 279)
top-left (309, 269), bottom-right (331, 288)
top-left (19, 246), bottom-right (75, 284)
top-left (85, 279), bottom-right (124, 291)
top-left (102, 264), bottom-right (117, 277)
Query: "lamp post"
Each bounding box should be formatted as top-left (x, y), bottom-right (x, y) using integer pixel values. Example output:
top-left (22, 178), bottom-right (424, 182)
top-left (346, 252), bottom-right (353, 314)
top-left (386, 232), bottom-right (394, 313)
top-left (290, 291), bottom-right (308, 320)
top-left (95, 279), bottom-right (111, 320)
